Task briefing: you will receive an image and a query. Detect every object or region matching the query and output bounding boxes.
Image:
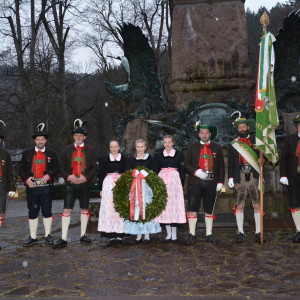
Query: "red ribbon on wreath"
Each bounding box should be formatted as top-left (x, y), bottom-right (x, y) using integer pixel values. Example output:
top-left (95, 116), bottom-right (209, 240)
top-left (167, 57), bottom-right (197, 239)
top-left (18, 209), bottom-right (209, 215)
top-left (130, 169), bottom-right (148, 221)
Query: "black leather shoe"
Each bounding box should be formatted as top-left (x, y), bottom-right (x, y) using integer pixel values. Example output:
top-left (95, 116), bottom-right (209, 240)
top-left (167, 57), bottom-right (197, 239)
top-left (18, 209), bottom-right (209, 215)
top-left (80, 235), bottom-right (92, 244)
top-left (23, 237), bottom-right (38, 247)
top-left (255, 233), bottom-right (266, 243)
top-left (206, 234), bottom-right (217, 243)
top-left (236, 232), bottom-right (245, 243)
top-left (53, 238), bottom-right (67, 248)
top-left (132, 239), bottom-right (143, 244)
top-left (143, 239), bottom-right (150, 244)
top-left (45, 234), bottom-right (54, 244)
top-left (186, 234), bottom-right (196, 245)
top-left (293, 231), bottom-right (300, 243)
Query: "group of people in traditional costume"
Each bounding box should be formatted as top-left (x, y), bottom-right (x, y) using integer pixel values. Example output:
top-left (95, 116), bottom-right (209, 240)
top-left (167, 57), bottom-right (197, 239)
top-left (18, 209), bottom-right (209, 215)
top-left (0, 113), bottom-right (299, 250)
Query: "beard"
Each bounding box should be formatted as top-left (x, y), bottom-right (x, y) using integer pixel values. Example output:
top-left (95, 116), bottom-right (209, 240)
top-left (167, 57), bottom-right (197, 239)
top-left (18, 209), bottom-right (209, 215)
top-left (237, 130), bottom-right (249, 138)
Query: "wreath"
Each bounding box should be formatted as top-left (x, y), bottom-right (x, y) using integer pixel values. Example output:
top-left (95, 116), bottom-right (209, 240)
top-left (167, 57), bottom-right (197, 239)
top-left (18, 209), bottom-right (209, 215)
top-left (113, 166), bottom-right (167, 223)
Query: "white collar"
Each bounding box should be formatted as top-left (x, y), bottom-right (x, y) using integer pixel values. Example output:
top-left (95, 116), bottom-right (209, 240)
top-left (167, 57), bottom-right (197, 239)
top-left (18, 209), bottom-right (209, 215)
top-left (110, 153), bottom-right (121, 161)
top-left (200, 140), bottom-right (211, 145)
top-left (136, 153), bottom-right (149, 160)
top-left (163, 149), bottom-right (176, 157)
top-left (74, 142), bottom-right (84, 148)
top-left (35, 146), bottom-right (45, 152)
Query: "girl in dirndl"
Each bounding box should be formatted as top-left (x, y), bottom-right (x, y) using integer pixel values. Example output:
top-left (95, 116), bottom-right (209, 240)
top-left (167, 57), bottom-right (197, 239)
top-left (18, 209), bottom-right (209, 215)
top-left (124, 139), bottom-right (161, 243)
top-left (152, 135), bottom-right (186, 242)
top-left (98, 139), bottom-right (126, 244)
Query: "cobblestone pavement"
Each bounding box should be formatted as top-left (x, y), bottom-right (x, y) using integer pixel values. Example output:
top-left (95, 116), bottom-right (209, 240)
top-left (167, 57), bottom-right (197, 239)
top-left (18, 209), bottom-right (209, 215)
top-left (1, 199), bottom-right (300, 298)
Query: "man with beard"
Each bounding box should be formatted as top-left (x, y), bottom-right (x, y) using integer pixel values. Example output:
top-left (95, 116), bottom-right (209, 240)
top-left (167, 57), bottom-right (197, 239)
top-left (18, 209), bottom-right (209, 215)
top-left (53, 119), bottom-right (97, 249)
top-left (20, 124), bottom-right (59, 247)
top-left (0, 120), bottom-right (16, 250)
top-left (185, 123), bottom-right (225, 245)
top-left (280, 115), bottom-right (300, 242)
top-left (228, 114), bottom-right (262, 243)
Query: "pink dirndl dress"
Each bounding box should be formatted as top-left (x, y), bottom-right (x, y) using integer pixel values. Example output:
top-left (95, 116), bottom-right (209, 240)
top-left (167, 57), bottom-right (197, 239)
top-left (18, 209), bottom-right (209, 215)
top-left (155, 168), bottom-right (186, 224)
top-left (98, 173), bottom-right (124, 233)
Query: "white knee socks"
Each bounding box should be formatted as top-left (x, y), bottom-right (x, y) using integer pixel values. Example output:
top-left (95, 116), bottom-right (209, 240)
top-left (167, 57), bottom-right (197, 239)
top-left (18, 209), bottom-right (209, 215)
top-left (29, 218), bottom-right (39, 239)
top-left (291, 209), bottom-right (300, 232)
top-left (43, 217), bottom-right (53, 237)
top-left (254, 212), bottom-right (261, 234)
top-left (205, 214), bottom-right (213, 236)
top-left (80, 211), bottom-right (89, 237)
top-left (165, 225), bottom-right (172, 239)
top-left (235, 211), bottom-right (244, 234)
top-left (62, 214), bottom-right (70, 241)
top-left (188, 217), bottom-right (197, 236)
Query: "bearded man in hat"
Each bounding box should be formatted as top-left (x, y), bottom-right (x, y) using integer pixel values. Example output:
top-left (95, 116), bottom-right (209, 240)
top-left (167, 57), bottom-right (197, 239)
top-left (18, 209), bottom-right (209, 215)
top-left (20, 123), bottom-right (59, 247)
top-left (280, 114), bottom-right (300, 242)
top-left (0, 120), bottom-right (16, 250)
top-left (185, 123), bottom-right (225, 245)
top-left (53, 119), bottom-right (97, 248)
top-left (227, 113), bottom-right (263, 243)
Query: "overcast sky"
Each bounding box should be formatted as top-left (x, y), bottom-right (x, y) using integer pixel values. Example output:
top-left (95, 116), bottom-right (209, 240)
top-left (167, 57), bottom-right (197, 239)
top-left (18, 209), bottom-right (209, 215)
top-left (245, 0), bottom-right (285, 12)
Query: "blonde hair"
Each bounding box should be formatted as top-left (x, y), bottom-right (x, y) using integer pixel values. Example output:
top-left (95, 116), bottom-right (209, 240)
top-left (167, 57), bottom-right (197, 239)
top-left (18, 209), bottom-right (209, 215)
top-left (163, 135), bottom-right (175, 143)
top-left (135, 138), bottom-right (147, 147)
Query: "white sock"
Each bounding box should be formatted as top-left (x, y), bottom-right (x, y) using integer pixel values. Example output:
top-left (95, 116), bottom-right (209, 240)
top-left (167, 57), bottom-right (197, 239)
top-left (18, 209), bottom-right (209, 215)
top-left (254, 212), bottom-right (261, 234)
top-left (43, 217), bottom-right (53, 237)
top-left (171, 227), bottom-right (177, 240)
top-left (80, 211), bottom-right (89, 237)
top-left (205, 214), bottom-right (213, 236)
top-left (291, 210), bottom-right (300, 232)
top-left (165, 225), bottom-right (172, 239)
top-left (188, 217), bottom-right (197, 236)
top-left (235, 211), bottom-right (244, 234)
top-left (136, 234), bottom-right (142, 241)
top-left (62, 215), bottom-right (71, 241)
top-left (29, 217), bottom-right (39, 239)
top-left (144, 233), bottom-right (150, 240)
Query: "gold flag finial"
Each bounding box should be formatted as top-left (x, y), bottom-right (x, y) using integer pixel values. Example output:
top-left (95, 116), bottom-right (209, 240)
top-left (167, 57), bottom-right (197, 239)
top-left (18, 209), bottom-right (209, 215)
top-left (260, 12), bottom-right (270, 31)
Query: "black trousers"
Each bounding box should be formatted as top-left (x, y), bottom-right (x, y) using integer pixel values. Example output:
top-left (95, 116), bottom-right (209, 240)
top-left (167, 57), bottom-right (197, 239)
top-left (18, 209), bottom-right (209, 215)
top-left (64, 182), bottom-right (90, 209)
top-left (187, 181), bottom-right (217, 214)
top-left (26, 185), bottom-right (53, 219)
top-left (0, 183), bottom-right (6, 214)
top-left (287, 174), bottom-right (300, 209)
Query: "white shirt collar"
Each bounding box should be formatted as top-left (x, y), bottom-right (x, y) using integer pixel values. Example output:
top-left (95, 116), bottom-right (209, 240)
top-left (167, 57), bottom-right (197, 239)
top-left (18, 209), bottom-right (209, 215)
top-left (163, 149), bottom-right (176, 157)
top-left (136, 153), bottom-right (149, 160)
top-left (74, 142), bottom-right (84, 148)
top-left (35, 146), bottom-right (45, 152)
top-left (109, 153), bottom-right (121, 161)
top-left (200, 140), bottom-right (211, 145)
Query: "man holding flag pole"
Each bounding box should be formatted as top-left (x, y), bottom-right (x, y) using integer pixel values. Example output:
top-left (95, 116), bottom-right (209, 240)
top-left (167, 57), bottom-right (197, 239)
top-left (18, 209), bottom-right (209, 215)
top-left (255, 12), bottom-right (280, 245)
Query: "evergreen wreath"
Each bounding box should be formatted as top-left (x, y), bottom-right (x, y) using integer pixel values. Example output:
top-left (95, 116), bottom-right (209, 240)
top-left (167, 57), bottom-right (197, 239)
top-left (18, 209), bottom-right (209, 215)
top-left (113, 166), bottom-right (167, 223)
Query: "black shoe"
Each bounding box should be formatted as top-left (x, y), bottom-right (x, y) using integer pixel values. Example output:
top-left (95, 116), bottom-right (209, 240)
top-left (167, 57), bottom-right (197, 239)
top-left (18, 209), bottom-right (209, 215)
top-left (255, 233), bottom-right (266, 243)
top-left (236, 232), bottom-right (245, 243)
top-left (23, 237), bottom-right (38, 247)
top-left (45, 234), bottom-right (54, 244)
top-left (206, 234), bottom-right (217, 243)
top-left (143, 239), bottom-right (150, 244)
top-left (80, 235), bottom-right (92, 244)
top-left (186, 234), bottom-right (196, 245)
top-left (132, 239), bottom-right (143, 245)
top-left (293, 231), bottom-right (300, 243)
top-left (53, 238), bottom-right (67, 249)
top-left (116, 238), bottom-right (123, 244)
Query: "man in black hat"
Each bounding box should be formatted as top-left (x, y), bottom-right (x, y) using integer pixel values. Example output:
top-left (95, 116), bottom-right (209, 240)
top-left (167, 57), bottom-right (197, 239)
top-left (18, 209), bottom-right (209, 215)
top-left (53, 119), bottom-right (97, 248)
top-left (280, 114), bottom-right (300, 242)
top-left (0, 120), bottom-right (16, 250)
top-left (20, 123), bottom-right (59, 247)
top-left (227, 114), bottom-right (262, 243)
top-left (185, 123), bottom-right (225, 245)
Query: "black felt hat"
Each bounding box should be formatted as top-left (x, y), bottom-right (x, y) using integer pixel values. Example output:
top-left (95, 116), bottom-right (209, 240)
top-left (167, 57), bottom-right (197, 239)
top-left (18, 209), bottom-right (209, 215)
top-left (32, 123), bottom-right (49, 139)
top-left (72, 119), bottom-right (88, 136)
top-left (0, 120), bottom-right (6, 139)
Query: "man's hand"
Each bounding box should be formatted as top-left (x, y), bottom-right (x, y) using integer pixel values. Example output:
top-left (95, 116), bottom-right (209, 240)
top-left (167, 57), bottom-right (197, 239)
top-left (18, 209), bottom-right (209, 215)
top-left (280, 177), bottom-right (289, 185)
top-left (8, 191), bottom-right (15, 198)
top-left (216, 183), bottom-right (223, 192)
top-left (67, 174), bottom-right (81, 184)
top-left (40, 174), bottom-right (50, 185)
top-left (228, 178), bottom-right (234, 189)
top-left (77, 175), bottom-right (87, 184)
top-left (195, 169), bottom-right (208, 180)
top-left (25, 177), bottom-right (35, 188)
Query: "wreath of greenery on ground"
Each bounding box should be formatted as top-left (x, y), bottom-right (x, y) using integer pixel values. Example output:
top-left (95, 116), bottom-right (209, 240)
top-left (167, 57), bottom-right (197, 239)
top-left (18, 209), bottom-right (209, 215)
top-left (113, 166), bottom-right (167, 223)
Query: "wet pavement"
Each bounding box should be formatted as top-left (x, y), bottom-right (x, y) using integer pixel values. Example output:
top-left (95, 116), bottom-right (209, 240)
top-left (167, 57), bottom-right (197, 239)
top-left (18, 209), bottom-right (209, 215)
top-left (1, 198), bottom-right (300, 298)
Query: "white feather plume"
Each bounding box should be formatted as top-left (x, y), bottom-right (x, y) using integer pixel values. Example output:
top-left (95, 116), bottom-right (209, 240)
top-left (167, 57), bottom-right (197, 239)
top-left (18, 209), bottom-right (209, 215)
top-left (0, 120), bottom-right (6, 127)
top-left (231, 111), bottom-right (242, 125)
top-left (74, 119), bottom-right (83, 129)
top-left (36, 123), bottom-right (45, 132)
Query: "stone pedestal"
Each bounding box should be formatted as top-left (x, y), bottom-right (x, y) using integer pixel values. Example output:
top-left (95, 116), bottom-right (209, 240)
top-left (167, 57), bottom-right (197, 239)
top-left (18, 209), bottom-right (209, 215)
top-left (171, 0), bottom-right (254, 108)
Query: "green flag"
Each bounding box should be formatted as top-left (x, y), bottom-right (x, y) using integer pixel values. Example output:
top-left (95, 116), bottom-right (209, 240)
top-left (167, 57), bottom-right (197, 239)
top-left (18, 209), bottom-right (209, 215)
top-left (255, 31), bottom-right (279, 166)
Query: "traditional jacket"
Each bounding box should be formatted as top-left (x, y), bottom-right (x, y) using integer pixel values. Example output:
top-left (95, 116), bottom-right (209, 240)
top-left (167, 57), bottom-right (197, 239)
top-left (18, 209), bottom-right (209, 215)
top-left (0, 147), bottom-right (15, 192)
top-left (185, 141), bottom-right (225, 185)
top-left (20, 148), bottom-right (59, 185)
top-left (98, 154), bottom-right (126, 191)
top-left (152, 150), bottom-right (185, 185)
top-left (280, 133), bottom-right (300, 178)
top-left (228, 134), bottom-right (259, 183)
top-left (125, 154), bottom-right (152, 170)
top-left (60, 144), bottom-right (97, 184)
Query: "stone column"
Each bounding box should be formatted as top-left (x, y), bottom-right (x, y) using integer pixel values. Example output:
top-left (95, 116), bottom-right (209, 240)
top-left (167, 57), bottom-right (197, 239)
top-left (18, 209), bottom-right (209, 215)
top-left (171, 0), bottom-right (254, 108)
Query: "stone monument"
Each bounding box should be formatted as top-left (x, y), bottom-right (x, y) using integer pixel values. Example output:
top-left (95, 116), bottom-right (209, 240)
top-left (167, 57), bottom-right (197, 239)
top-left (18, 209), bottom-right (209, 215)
top-left (171, 0), bottom-right (254, 108)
